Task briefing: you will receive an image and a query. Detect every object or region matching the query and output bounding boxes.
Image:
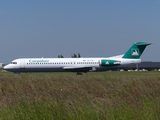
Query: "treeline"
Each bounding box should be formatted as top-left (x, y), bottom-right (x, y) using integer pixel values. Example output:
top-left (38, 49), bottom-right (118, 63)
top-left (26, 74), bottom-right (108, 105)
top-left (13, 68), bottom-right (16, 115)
top-left (58, 53), bottom-right (81, 58)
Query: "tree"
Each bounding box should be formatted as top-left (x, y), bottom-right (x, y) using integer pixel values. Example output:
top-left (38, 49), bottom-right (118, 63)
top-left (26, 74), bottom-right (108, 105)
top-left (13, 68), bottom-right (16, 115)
top-left (71, 53), bottom-right (81, 58)
top-left (58, 55), bottom-right (64, 58)
top-left (71, 53), bottom-right (77, 58)
top-left (78, 53), bottom-right (81, 58)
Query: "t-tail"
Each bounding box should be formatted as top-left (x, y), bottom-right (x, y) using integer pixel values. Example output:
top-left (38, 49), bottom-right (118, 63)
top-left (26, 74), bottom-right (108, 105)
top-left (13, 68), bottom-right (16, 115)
top-left (122, 42), bottom-right (152, 59)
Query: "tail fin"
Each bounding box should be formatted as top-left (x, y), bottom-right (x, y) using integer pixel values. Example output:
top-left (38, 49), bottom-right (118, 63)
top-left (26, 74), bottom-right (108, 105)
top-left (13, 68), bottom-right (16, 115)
top-left (122, 42), bottom-right (152, 59)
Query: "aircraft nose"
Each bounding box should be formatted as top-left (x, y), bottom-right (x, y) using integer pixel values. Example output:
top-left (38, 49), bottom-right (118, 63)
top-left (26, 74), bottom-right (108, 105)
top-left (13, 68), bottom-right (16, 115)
top-left (4, 65), bottom-right (9, 70)
top-left (4, 65), bottom-right (13, 71)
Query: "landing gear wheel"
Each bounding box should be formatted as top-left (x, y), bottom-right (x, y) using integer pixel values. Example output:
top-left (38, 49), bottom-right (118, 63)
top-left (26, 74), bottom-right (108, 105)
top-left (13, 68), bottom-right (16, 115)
top-left (77, 72), bottom-right (82, 75)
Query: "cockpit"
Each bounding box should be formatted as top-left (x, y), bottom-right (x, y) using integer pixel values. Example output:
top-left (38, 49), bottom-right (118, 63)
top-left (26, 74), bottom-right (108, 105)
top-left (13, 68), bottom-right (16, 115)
top-left (11, 62), bottom-right (17, 64)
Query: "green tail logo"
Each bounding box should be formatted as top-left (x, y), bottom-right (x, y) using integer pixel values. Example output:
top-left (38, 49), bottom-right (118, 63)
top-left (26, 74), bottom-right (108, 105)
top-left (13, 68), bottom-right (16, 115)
top-left (122, 42), bottom-right (152, 59)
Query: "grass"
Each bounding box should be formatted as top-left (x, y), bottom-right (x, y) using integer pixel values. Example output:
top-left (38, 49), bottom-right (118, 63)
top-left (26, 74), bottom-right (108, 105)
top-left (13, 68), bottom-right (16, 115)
top-left (0, 72), bottom-right (160, 119)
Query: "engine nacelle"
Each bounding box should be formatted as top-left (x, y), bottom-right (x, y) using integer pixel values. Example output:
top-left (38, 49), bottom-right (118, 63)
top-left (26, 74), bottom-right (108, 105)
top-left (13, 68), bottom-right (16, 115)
top-left (99, 59), bottom-right (121, 66)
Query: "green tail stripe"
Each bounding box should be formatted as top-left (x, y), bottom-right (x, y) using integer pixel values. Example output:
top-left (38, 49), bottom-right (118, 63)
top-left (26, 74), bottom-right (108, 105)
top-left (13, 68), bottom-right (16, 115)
top-left (122, 42), bottom-right (152, 59)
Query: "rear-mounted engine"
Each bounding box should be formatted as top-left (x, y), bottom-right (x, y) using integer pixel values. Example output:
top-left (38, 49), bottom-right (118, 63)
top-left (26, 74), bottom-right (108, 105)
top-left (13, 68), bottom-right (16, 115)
top-left (99, 59), bottom-right (121, 66)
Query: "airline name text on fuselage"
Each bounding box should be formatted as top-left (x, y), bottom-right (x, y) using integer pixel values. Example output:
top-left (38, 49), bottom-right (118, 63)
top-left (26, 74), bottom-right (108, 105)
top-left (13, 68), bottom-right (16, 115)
top-left (29, 59), bottom-right (49, 63)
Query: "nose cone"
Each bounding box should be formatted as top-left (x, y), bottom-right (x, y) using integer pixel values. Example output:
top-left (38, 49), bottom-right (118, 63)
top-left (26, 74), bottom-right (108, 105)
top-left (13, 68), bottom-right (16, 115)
top-left (4, 65), bottom-right (13, 72)
top-left (4, 65), bottom-right (9, 71)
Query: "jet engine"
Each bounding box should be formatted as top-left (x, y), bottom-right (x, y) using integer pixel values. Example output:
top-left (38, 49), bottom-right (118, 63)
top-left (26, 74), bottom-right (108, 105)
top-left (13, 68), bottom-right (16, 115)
top-left (99, 59), bottom-right (121, 66)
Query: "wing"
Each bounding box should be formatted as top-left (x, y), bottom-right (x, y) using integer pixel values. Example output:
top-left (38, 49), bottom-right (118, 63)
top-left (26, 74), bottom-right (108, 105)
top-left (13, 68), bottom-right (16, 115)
top-left (63, 66), bottom-right (96, 72)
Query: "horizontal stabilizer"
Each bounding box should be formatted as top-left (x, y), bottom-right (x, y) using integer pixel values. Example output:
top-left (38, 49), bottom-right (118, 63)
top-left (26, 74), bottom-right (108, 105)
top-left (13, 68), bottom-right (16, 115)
top-left (135, 42), bottom-right (152, 46)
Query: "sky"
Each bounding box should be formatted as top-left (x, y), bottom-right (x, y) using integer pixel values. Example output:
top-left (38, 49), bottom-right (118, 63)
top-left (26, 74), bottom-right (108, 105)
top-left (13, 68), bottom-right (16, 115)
top-left (1, 1), bottom-right (160, 63)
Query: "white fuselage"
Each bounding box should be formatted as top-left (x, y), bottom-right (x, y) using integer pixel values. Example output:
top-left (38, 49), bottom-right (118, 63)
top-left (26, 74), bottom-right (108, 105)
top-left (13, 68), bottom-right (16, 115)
top-left (4, 42), bottom-right (151, 73)
top-left (4, 57), bottom-right (141, 73)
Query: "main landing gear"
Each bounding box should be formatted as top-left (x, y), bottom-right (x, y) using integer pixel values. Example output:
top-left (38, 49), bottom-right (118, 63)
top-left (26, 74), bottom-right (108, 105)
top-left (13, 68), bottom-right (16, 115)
top-left (77, 72), bottom-right (83, 75)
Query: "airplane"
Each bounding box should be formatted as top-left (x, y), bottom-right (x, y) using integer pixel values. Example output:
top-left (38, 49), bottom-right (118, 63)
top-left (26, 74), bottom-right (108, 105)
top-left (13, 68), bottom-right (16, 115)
top-left (4, 42), bottom-right (152, 75)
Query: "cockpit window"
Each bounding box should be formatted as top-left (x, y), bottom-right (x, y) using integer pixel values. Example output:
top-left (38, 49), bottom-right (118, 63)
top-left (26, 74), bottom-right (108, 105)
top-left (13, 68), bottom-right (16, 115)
top-left (11, 62), bottom-right (17, 64)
